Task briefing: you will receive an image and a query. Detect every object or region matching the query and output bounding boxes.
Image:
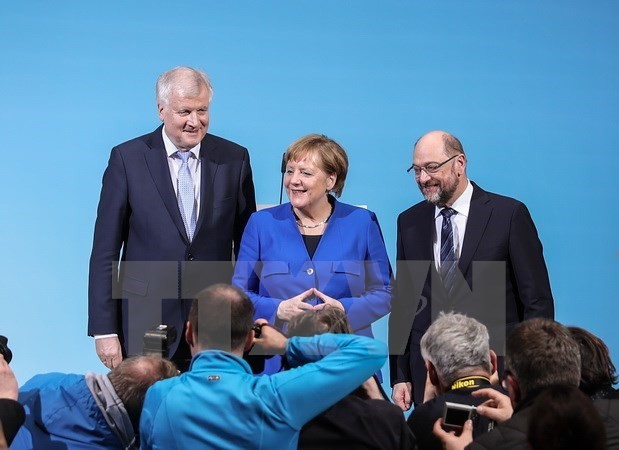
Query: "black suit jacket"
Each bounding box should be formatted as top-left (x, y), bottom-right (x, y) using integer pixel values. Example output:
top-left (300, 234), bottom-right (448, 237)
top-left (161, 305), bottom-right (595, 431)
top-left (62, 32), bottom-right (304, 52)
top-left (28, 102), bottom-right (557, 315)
top-left (407, 383), bottom-right (504, 450)
top-left (88, 126), bottom-right (256, 357)
top-left (389, 182), bottom-right (553, 404)
top-left (299, 396), bottom-right (415, 450)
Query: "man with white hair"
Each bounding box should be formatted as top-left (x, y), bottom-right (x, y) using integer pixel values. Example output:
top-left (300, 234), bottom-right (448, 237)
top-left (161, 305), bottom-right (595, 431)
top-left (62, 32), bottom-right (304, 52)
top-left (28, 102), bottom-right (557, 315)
top-left (88, 66), bottom-right (256, 371)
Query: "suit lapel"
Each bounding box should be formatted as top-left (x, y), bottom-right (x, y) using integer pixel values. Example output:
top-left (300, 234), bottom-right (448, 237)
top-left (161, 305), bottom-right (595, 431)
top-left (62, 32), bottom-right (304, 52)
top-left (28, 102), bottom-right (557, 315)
top-left (144, 127), bottom-right (189, 242)
top-left (409, 203), bottom-right (435, 262)
top-left (194, 135), bottom-right (218, 236)
top-left (458, 182), bottom-right (492, 276)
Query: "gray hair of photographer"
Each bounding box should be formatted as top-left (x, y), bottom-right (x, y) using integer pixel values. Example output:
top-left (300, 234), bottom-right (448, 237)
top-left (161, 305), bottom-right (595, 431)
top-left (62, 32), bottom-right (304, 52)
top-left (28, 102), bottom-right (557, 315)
top-left (286, 307), bottom-right (387, 400)
top-left (420, 312), bottom-right (496, 390)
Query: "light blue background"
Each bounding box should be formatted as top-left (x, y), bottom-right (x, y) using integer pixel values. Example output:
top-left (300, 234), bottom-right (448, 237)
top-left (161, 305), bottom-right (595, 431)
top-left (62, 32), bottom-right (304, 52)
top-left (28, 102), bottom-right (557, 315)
top-left (1, 1), bottom-right (617, 391)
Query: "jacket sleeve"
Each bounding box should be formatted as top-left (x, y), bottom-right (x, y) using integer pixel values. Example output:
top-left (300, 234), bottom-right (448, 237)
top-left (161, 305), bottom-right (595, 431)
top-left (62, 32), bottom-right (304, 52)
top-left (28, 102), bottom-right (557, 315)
top-left (232, 215), bottom-right (282, 322)
top-left (389, 215), bottom-right (414, 385)
top-left (88, 147), bottom-right (129, 335)
top-left (508, 202), bottom-right (554, 320)
top-left (233, 147), bottom-right (256, 260)
top-left (336, 211), bottom-right (393, 332)
top-left (273, 333), bottom-right (387, 430)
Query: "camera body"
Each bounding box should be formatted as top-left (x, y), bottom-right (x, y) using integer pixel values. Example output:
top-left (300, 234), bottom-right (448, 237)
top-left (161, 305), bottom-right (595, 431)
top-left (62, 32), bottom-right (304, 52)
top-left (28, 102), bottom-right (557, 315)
top-left (143, 325), bottom-right (177, 358)
top-left (0, 335), bottom-right (12, 364)
top-left (442, 401), bottom-right (478, 431)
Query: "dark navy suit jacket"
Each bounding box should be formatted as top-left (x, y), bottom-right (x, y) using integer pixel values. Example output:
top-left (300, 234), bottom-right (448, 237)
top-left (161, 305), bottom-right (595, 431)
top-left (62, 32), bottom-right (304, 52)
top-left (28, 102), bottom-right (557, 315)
top-left (88, 126), bottom-right (256, 357)
top-left (389, 182), bottom-right (554, 404)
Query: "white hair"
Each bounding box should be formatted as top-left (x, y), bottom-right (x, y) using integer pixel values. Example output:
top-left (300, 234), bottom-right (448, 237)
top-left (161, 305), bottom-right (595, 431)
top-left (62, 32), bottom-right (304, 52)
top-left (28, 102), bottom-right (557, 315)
top-left (420, 312), bottom-right (492, 385)
top-left (156, 66), bottom-right (213, 106)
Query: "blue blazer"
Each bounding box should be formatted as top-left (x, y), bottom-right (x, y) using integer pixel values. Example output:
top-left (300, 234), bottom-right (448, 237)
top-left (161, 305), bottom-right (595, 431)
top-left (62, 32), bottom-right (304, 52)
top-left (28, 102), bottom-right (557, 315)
top-left (233, 199), bottom-right (392, 337)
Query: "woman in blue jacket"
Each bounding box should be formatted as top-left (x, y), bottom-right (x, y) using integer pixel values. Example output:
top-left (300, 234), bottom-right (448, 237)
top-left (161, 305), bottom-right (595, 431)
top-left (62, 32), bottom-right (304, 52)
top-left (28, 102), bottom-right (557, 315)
top-left (233, 134), bottom-right (392, 373)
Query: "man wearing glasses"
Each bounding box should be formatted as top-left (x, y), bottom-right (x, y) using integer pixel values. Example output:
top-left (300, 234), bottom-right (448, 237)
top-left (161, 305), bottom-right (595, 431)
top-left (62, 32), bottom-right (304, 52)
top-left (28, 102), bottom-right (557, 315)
top-left (389, 130), bottom-right (554, 409)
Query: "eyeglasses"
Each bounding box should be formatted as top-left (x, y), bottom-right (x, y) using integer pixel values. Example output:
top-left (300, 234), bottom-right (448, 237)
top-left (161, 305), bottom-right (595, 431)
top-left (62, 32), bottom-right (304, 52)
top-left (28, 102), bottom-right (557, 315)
top-left (406, 154), bottom-right (458, 177)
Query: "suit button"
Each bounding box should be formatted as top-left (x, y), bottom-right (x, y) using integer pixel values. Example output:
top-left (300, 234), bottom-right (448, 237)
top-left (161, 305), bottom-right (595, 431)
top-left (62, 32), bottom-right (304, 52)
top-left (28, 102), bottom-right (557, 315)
top-left (306, 268), bottom-right (314, 275)
top-left (188, 254), bottom-right (195, 261)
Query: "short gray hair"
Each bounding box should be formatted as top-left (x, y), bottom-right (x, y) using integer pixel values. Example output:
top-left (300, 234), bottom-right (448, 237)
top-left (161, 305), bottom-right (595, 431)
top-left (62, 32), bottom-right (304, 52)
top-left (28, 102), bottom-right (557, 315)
top-left (420, 312), bottom-right (492, 386)
top-left (156, 66), bottom-right (213, 106)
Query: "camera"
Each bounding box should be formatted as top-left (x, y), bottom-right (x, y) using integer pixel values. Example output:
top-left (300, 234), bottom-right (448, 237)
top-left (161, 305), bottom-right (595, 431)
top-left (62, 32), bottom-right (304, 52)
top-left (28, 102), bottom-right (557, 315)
top-left (0, 335), bottom-right (12, 364)
top-left (143, 325), bottom-right (177, 358)
top-left (442, 401), bottom-right (478, 431)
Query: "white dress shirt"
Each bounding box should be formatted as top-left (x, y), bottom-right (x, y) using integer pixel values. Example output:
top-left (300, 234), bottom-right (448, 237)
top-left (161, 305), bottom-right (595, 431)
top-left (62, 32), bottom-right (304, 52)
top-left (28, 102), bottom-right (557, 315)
top-left (433, 179), bottom-right (473, 272)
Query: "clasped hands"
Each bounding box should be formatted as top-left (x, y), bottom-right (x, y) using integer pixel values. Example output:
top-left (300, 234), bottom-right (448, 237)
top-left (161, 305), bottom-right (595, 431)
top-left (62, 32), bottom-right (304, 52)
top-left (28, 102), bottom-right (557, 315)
top-left (276, 288), bottom-right (344, 322)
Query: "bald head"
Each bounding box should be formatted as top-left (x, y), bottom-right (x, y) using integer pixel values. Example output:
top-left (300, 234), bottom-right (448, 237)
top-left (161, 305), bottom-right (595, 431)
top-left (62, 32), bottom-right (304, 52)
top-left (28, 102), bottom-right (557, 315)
top-left (187, 284), bottom-right (255, 355)
top-left (108, 356), bottom-right (178, 432)
top-left (412, 130), bottom-right (467, 206)
top-left (414, 130), bottom-right (464, 158)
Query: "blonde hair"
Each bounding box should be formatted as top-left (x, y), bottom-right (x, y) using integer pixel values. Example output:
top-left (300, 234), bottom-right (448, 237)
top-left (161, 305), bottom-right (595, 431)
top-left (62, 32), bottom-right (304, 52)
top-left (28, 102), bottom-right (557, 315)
top-left (285, 134), bottom-right (348, 197)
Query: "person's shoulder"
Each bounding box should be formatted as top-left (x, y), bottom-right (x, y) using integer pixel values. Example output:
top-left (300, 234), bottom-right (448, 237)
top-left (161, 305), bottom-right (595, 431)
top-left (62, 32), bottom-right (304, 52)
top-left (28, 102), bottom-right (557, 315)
top-left (407, 395), bottom-right (444, 431)
top-left (112, 127), bottom-right (160, 149)
top-left (19, 372), bottom-right (84, 392)
top-left (142, 372), bottom-right (185, 412)
top-left (323, 396), bottom-right (403, 422)
top-left (593, 396), bottom-right (619, 449)
top-left (472, 182), bottom-right (526, 210)
top-left (333, 201), bottom-right (378, 221)
top-left (203, 133), bottom-right (249, 159)
top-left (398, 199), bottom-right (432, 222)
top-left (249, 203), bottom-right (290, 223)
top-left (470, 410), bottom-right (529, 450)
top-left (149, 371), bottom-right (183, 393)
top-left (593, 394), bottom-right (619, 419)
top-left (467, 425), bottom-right (512, 450)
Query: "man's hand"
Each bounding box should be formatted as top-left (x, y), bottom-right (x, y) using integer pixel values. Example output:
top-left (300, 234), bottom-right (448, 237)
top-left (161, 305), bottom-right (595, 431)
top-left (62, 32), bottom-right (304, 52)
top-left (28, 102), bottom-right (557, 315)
top-left (472, 388), bottom-right (513, 423)
top-left (95, 336), bottom-right (123, 369)
top-left (432, 418), bottom-right (474, 450)
top-left (312, 289), bottom-right (344, 312)
top-left (392, 381), bottom-right (413, 411)
top-left (0, 355), bottom-right (18, 400)
top-left (252, 319), bottom-right (288, 355)
top-left (361, 377), bottom-right (385, 400)
top-left (276, 289), bottom-right (314, 321)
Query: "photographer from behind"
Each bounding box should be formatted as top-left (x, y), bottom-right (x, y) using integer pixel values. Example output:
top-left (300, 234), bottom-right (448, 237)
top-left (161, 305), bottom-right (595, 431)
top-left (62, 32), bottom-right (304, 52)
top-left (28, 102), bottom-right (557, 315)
top-left (406, 313), bottom-right (503, 450)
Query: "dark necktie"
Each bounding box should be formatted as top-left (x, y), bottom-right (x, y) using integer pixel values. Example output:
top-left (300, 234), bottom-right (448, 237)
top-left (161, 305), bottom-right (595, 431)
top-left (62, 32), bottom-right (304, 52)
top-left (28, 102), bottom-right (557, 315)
top-left (440, 208), bottom-right (458, 293)
top-left (176, 151), bottom-right (197, 241)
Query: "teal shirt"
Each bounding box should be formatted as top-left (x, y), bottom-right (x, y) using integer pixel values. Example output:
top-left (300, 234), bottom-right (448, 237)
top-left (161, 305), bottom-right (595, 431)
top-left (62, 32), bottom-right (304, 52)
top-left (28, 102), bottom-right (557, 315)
top-left (139, 333), bottom-right (387, 450)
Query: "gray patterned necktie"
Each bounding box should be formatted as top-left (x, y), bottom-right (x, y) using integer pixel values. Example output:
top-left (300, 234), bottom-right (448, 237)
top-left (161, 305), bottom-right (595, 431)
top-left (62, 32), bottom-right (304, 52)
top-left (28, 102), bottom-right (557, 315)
top-left (176, 151), bottom-right (197, 241)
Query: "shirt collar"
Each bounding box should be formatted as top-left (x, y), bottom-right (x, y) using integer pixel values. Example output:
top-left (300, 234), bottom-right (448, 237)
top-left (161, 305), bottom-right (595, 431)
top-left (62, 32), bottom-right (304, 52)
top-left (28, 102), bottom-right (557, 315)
top-left (434, 179), bottom-right (473, 220)
top-left (162, 126), bottom-right (201, 159)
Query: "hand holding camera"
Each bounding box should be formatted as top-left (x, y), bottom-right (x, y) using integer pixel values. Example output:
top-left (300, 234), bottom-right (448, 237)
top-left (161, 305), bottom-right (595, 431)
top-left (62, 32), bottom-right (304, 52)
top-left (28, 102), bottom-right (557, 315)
top-left (0, 337), bottom-right (18, 401)
top-left (471, 388), bottom-right (513, 423)
top-left (250, 319), bottom-right (287, 355)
